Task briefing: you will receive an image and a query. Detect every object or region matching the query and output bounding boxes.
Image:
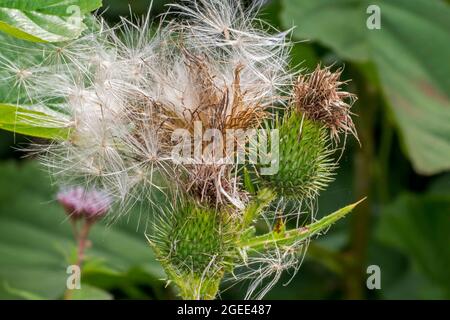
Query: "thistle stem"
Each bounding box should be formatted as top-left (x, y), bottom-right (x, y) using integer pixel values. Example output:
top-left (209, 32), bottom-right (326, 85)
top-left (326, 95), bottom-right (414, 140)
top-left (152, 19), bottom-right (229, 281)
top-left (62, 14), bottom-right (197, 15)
top-left (76, 221), bottom-right (93, 267)
top-left (64, 220), bottom-right (93, 300)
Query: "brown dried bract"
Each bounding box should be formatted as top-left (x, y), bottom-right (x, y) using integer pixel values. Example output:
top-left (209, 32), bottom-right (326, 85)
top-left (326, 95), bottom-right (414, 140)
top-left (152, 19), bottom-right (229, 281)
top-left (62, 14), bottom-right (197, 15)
top-left (294, 65), bottom-right (358, 143)
top-left (184, 52), bottom-right (266, 132)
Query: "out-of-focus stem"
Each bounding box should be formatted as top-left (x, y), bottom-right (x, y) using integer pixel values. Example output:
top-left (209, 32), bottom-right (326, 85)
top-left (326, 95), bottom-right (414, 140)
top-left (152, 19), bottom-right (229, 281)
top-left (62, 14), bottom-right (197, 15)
top-left (64, 220), bottom-right (93, 300)
top-left (376, 112), bottom-right (393, 204)
top-left (75, 221), bottom-right (92, 267)
top-left (345, 65), bottom-right (377, 299)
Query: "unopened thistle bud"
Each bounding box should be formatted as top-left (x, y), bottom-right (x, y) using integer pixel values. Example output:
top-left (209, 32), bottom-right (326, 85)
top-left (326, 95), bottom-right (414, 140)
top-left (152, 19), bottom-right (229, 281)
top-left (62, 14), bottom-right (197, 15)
top-left (259, 112), bottom-right (336, 200)
top-left (149, 201), bottom-right (239, 299)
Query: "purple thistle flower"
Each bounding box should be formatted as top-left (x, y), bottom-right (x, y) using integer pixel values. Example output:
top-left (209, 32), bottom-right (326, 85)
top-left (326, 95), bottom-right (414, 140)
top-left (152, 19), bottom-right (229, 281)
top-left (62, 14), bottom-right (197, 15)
top-left (57, 187), bottom-right (85, 219)
top-left (57, 187), bottom-right (112, 221)
top-left (82, 189), bottom-right (112, 221)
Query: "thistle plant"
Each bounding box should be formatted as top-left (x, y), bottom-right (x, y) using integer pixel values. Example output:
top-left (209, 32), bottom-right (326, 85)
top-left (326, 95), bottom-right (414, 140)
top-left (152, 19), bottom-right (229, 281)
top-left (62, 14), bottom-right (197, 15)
top-left (57, 187), bottom-right (111, 266)
top-left (57, 187), bottom-right (111, 299)
top-left (0, 0), bottom-right (363, 300)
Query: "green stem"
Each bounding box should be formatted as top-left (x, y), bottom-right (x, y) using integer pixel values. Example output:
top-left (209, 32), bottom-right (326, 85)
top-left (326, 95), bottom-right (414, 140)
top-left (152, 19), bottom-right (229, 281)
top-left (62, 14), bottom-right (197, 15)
top-left (148, 240), bottom-right (223, 300)
top-left (242, 188), bottom-right (275, 227)
top-left (177, 276), bottom-right (222, 300)
top-left (64, 220), bottom-right (93, 300)
top-left (375, 110), bottom-right (393, 204)
top-left (75, 221), bottom-right (92, 267)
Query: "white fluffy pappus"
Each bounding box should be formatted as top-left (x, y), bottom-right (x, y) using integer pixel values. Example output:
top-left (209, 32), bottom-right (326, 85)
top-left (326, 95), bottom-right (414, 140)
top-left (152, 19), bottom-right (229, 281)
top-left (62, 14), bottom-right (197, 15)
top-left (1, 1), bottom-right (294, 214)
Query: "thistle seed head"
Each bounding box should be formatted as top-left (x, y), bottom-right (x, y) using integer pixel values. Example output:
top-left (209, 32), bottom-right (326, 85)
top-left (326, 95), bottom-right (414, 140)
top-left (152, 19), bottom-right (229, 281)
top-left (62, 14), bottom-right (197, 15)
top-left (2, 0), bottom-right (360, 300)
top-left (1, 0), bottom-right (293, 212)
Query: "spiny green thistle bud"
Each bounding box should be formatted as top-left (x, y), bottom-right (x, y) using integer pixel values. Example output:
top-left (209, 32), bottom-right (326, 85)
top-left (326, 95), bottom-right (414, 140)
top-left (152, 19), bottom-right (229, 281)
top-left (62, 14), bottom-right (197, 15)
top-left (259, 111), bottom-right (336, 200)
top-left (148, 201), bottom-right (239, 299)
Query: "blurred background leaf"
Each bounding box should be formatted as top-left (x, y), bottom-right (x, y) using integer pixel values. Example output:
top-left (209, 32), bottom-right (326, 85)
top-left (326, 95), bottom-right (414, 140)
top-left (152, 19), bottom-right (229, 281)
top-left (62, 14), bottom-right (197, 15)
top-left (0, 0), bottom-right (103, 42)
top-left (0, 161), bottom-right (169, 299)
top-left (377, 193), bottom-right (450, 298)
top-left (69, 284), bottom-right (113, 300)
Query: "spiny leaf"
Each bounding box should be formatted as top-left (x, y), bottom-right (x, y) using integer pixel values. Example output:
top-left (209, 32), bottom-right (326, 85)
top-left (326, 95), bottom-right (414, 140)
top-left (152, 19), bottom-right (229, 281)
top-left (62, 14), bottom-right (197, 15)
top-left (239, 198), bottom-right (366, 250)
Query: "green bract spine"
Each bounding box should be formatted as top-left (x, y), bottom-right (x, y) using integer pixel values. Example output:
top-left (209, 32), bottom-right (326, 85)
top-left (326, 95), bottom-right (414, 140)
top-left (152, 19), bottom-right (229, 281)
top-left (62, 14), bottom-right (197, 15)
top-left (260, 111), bottom-right (336, 200)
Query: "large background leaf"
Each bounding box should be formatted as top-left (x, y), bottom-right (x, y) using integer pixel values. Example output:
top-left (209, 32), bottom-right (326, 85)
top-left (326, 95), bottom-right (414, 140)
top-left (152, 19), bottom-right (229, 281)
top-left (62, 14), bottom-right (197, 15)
top-left (281, 0), bottom-right (450, 174)
top-left (0, 104), bottom-right (70, 139)
top-left (0, 0), bottom-right (102, 42)
top-left (0, 161), bottom-right (165, 299)
top-left (377, 193), bottom-right (450, 298)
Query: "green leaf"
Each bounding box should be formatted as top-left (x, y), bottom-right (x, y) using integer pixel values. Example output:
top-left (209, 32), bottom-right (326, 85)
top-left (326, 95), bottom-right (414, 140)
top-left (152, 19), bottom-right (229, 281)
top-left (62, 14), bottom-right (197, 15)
top-left (3, 283), bottom-right (46, 300)
top-left (281, 0), bottom-right (450, 174)
top-left (381, 266), bottom-right (447, 300)
top-left (377, 193), bottom-right (450, 297)
top-left (243, 167), bottom-right (256, 194)
top-left (242, 188), bottom-right (275, 227)
top-left (0, 161), bottom-right (165, 299)
top-left (0, 0), bottom-right (102, 42)
top-left (239, 198), bottom-right (365, 250)
top-left (0, 103), bottom-right (70, 139)
top-left (69, 284), bottom-right (112, 300)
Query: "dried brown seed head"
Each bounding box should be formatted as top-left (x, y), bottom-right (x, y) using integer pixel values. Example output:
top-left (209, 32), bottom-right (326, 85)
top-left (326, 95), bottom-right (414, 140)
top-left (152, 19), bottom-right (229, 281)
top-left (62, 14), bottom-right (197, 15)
top-left (129, 51), bottom-right (262, 208)
top-left (294, 65), bottom-right (358, 142)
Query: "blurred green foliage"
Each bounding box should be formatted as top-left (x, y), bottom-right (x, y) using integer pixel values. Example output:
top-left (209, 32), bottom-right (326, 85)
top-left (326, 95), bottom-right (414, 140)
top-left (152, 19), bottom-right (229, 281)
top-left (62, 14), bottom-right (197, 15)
top-left (0, 162), bottom-right (170, 299)
top-left (0, 0), bottom-right (449, 300)
top-left (0, 0), bottom-right (102, 42)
